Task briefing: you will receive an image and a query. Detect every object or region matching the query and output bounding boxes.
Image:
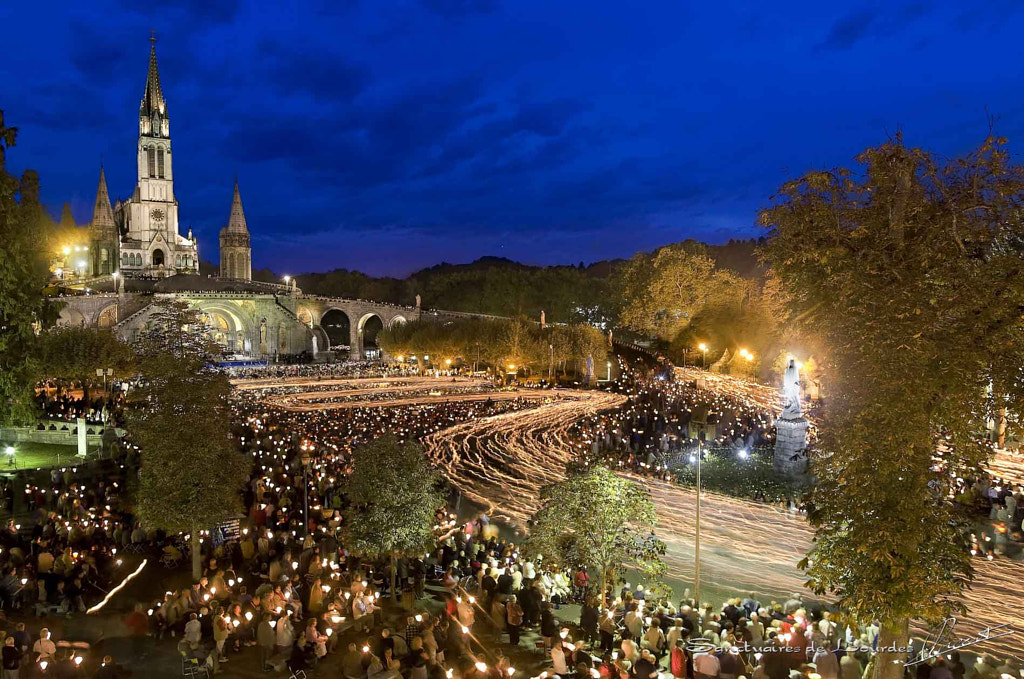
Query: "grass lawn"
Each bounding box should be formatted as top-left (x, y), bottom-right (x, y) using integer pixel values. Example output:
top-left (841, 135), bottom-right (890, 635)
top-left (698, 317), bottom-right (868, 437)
top-left (0, 441), bottom-right (87, 470)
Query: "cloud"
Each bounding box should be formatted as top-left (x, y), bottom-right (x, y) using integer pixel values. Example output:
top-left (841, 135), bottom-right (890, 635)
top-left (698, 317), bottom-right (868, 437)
top-left (259, 39), bottom-right (371, 103)
top-left (419, 0), bottom-right (499, 19)
top-left (67, 18), bottom-right (137, 83)
top-left (817, 10), bottom-right (877, 51)
top-left (177, 0), bottom-right (240, 24)
top-left (113, 0), bottom-right (240, 24)
top-left (816, 3), bottom-right (934, 51)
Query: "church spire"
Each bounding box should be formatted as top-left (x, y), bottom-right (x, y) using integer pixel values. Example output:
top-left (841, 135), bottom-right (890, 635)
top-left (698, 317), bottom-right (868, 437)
top-left (90, 165), bottom-right (116, 234)
top-left (140, 31), bottom-right (167, 123)
top-left (225, 179), bottom-right (249, 233)
top-left (220, 180), bottom-right (252, 281)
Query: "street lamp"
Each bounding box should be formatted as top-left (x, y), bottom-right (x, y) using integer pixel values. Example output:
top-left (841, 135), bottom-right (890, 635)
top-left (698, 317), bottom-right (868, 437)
top-left (698, 343), bottom-right (707, 369)
top-left (694, 438), bottom-right (702, 608)
top-left (300, 445), bottom-right (313, 535)
top-left (4, 446), bottom-right (14, 468)
top-left (96, 367), bottom-right (113, 392)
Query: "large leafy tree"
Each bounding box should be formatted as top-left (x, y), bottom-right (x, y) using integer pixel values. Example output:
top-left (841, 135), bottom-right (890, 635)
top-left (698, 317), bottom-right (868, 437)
top-left (616, 243), bottom-right (744, 342)
top-left (343, 433), bottom-right (446, 601)
top-left (35, 326), bottom-right (136, 403)
top-left (127, 299), bottom-right (249, 579)
top-left (0, 114), bottom-right (60, 425)
top-left (526, 465), bottom-right (665, 597)
top-left (760, 135), bottom-right (1024, 679)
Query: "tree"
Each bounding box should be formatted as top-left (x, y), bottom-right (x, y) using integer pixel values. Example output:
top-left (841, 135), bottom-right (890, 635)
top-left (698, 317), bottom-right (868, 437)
top-left (0, 113), bottom-right (60, 425)
top-left (526, 465), bottom-right (665, 597)
top-left (616, 244), bottom-right (743, 342)
top-left (759, 134), bottom-right (1024, 679)
top-left (35, 326), bottom-right (136, 403)
top-left (496, 315), bottom-right (543, 380)
top-left (127, 299), bottom-right (249, 579)
top-left (343, 433), bottom-right (446, 602)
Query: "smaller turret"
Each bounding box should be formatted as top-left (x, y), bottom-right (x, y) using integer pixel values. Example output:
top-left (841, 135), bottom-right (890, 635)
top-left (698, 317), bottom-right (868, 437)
top-left (219, 180), bottom-right (251, 280)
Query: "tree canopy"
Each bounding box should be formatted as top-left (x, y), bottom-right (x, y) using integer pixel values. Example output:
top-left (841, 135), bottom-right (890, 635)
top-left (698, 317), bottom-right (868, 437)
top-left (760, 134), bottom-right (1024, 679)
top-left (343, 433), bottom-right (446, 600)
top-left (616, 243), bottom-right (745, 341)
top-left (34, 326), bottom-right (136, 399)
top-left (526, 465), bottom-right (665, 595)
top-left (127, 298), bottom-right (249, 578)
top-left (0, 113), bottom-right (60, 425)
top-left (377, 317), bottom-right (608, 379)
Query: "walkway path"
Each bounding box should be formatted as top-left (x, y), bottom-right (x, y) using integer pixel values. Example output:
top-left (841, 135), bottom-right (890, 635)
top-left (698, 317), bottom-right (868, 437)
top-left (243, 376), bottom-right (1024, 658)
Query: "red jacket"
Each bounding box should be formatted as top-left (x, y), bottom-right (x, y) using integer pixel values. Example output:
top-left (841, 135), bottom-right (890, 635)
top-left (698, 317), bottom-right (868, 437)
top-left (670, 647), bottom-right (687, 678)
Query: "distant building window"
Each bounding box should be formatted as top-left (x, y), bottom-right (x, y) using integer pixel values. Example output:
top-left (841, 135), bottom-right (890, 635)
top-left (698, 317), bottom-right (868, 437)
top-left (147, 147), bottom-right (156, 177)
top-left (157, 148), bottom-right (165, 178)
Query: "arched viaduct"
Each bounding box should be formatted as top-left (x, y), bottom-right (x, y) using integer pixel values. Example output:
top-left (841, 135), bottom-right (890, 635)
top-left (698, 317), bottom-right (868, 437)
top-left (55, 289), bottom-right (490, 361)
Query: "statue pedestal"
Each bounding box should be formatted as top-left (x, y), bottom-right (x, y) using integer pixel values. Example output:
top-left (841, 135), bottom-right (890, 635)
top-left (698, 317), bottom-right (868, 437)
top-left (774, 416), bottom-right (809, 477)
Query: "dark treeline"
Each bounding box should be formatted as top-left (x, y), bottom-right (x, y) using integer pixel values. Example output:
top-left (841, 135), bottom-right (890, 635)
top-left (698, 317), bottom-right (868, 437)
top-left (240, 239), bottom-right (762, 324)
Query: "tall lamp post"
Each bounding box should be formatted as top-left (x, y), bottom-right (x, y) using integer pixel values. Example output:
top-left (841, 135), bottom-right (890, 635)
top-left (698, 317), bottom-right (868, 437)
top-left (694, 437), bottom-right (702, 612)
top-left (300, 444), bottom-right (312, 536)
top-left (698, 343), bottom-right (707, 369)
top-left (606, 361), bottom-right (611, 382)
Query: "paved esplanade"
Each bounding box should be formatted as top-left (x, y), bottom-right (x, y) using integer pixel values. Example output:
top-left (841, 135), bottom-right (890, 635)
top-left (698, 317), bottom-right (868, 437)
top-left (242, 374), bottom-right (1024, 659)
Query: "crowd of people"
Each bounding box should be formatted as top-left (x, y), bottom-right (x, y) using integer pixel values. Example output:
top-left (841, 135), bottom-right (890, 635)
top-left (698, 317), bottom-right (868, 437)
top-left (0, 355), bottom-right (1018, 678)
top-left (227, 361), bottom-right (421, 381)
top-left (33, 382), bottom-right (127, 426)
top-left (561, 358), bottom-right (779, 490)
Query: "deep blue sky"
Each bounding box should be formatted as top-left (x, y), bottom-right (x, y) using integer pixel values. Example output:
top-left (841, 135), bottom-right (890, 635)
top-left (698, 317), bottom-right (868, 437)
top-left (3, 1), bottom-right (1024, 277)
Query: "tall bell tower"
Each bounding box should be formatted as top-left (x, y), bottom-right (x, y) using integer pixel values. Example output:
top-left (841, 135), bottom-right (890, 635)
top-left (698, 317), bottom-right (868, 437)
top-left (119, 32), bottom-right (198, 277)
top-left (133, 32), bottom-right (177, 246)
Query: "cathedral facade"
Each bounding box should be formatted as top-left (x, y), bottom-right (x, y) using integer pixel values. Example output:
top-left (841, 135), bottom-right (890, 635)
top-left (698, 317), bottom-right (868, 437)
top-left (85, 36), bottom-right (250, 281)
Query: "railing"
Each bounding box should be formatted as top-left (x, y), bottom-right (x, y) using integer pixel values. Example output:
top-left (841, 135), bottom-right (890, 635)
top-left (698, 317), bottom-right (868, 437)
top-left (299, 294), bottom-right (420, 311)
top-left (216, 277), bottom-right (295, 293)
top-left (424, 308), bottom-right (511, 321)
top-left (114, 302), bottom-right (154, 329)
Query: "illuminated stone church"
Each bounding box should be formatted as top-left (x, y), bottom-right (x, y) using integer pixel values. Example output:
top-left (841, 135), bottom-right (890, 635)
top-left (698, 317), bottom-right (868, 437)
top-left (86, 36), bottom-right (251, 281)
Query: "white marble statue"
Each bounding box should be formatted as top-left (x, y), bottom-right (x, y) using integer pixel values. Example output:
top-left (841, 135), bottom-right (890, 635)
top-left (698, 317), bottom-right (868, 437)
top-left (781, 358), bottom-right (802, 419)
top-left (311, 334), bottom-right (319, 358)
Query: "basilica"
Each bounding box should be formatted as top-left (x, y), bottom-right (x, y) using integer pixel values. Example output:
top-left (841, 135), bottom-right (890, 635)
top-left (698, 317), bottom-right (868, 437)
top-left (82, 36), bottom-right (250, 282)
top-left (56, 36), bottom-right (446, 362)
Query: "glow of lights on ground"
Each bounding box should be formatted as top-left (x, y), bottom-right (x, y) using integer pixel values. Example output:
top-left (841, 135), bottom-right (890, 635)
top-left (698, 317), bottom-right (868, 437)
top-left (243, 375), bottom-right (1024, 658)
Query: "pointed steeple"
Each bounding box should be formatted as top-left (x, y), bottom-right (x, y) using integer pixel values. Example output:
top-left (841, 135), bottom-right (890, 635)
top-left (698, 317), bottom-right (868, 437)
top-left (140, 31), bottom-right (167, 121)
top-left (220, 180), bottom-right (252, 281)
top-left (90, 166), bottom-right (117, 236)
top-left (224, 180), bottom-right (249, 233)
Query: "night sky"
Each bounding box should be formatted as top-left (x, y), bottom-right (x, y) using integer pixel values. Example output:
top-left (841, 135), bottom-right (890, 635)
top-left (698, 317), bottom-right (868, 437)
top-left (3, 1), bottom-right (1023, 277)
